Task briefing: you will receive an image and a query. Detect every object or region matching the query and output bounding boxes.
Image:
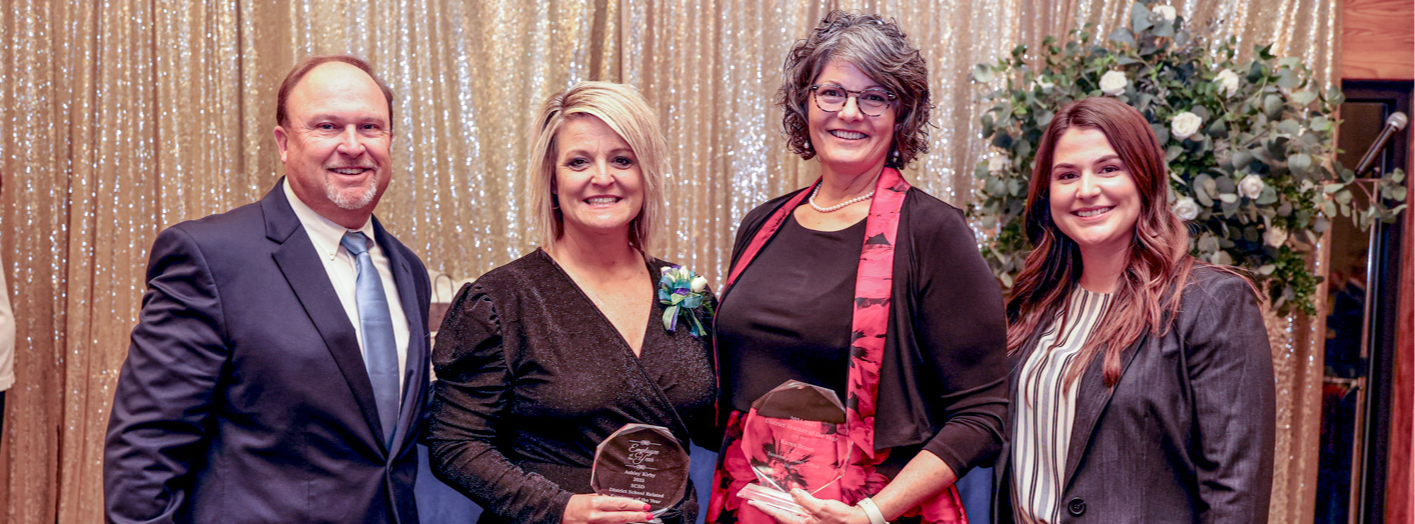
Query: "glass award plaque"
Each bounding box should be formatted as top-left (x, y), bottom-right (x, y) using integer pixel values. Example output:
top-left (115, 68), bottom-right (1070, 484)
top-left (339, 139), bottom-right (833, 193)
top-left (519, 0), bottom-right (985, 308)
top-left (735, 380), bottom-right (853, 516)
top-left (591, 423), bottom-right (690, 521)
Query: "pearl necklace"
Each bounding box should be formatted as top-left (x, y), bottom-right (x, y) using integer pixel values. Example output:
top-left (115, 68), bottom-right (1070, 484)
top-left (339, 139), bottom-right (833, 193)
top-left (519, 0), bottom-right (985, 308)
top-left (808, 185), bottom-right (875, 213)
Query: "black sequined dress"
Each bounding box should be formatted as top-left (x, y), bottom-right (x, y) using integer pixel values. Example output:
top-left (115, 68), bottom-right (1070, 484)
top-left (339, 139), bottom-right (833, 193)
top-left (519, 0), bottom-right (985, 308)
top-left (426, 249), bottom-right (717, 524)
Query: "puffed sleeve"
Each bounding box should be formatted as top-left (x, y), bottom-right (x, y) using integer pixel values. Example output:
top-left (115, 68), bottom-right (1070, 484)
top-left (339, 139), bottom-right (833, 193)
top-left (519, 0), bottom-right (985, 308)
top-left (910, 201), bottom-right (1010, 476)
top-left (425, 282), bottom-right (575, 524)
top-left (104, 225), bottom-right (230, 524)
top-left (1182, 271), bottom-right (1275, 523)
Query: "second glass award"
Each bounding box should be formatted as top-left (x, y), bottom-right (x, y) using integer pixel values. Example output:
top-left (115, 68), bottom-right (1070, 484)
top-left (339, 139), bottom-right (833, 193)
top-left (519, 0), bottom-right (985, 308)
top-left (735, 380), bottom-right (853, 516)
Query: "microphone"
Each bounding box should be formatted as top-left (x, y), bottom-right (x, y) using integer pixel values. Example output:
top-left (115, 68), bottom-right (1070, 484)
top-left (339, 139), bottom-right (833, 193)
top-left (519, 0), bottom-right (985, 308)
top-left (1354, 111), bottom-right (1409, 176)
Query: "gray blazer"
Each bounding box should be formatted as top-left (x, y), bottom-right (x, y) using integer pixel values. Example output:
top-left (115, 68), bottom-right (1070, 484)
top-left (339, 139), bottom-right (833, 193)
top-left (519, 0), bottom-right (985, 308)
top-left (994, 266), bottom-right (1275, 523)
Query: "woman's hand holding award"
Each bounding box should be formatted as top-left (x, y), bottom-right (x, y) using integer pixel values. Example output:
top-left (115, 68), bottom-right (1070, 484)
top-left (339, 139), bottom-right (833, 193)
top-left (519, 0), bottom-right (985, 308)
top-left (591, 424), bottom-right (691, 523)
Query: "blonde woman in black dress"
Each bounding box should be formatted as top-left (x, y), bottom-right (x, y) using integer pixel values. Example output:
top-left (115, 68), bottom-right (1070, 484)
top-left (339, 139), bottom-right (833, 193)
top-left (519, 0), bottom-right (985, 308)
top-left (427, 82), bottom-right (716, 524)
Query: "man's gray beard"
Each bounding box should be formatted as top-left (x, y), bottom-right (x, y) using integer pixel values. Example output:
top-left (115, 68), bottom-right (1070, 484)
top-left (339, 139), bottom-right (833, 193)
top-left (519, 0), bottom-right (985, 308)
top-left (326, 175), bottom-right (379, 210)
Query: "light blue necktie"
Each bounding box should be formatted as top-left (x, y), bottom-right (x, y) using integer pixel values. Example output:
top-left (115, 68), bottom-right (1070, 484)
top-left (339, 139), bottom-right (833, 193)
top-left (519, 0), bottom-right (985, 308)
top-left (341, 231), bottom-right (400, 448)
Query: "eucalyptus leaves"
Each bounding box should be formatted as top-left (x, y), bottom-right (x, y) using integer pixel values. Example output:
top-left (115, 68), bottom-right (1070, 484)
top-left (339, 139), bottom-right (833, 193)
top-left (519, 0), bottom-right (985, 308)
top-left (968, 0), bottom-right (1407, 315)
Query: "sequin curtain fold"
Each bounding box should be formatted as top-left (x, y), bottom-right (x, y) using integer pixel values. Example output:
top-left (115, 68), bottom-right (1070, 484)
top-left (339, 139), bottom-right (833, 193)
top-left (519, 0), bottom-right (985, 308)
top-left (0, 1), bottom-right (1337, 522)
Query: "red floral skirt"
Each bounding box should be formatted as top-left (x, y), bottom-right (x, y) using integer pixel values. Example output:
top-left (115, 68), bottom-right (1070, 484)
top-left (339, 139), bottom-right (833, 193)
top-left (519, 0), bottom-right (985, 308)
top-left (706, 411), bottom-right (967, 524)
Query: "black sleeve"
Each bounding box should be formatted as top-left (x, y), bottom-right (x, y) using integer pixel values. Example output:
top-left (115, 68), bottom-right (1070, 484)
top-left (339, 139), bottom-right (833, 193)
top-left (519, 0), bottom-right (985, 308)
top-left (714, 191), bottom-right (801, 432)
top-left (691, 286), bottom-right (723, 450)
top-left (104, 226), bottom-right (230, 524)
top-left (724, 190), bottom-right (806, 276)
top-left (1182, 271), bottom-right (1275, 523)
top-left (425, 282), bottom-right (574, 524)
top-left (910, 201), bottom-right (1011, 476)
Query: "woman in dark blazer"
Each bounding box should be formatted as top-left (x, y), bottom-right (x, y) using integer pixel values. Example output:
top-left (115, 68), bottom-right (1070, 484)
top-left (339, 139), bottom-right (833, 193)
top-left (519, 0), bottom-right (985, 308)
top-left (994, 97), bottom-right (1275, 523)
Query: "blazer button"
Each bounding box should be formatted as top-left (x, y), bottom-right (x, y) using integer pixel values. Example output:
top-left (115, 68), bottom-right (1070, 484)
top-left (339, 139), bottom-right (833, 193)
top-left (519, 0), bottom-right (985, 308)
top-left (1067, 497), bottom-right (1086, 516)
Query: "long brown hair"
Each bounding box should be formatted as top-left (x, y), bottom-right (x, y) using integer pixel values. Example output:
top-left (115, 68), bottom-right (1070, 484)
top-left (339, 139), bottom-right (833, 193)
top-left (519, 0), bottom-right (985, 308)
top-left (1006, 97), bottom-right (1196, 387)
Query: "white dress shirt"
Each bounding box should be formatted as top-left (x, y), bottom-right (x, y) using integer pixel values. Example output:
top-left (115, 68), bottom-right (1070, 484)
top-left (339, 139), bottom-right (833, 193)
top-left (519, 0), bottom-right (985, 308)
top-left (283, 180), bottom-right (409, 392)
top-left (0, 264), bottom-right (13, 391)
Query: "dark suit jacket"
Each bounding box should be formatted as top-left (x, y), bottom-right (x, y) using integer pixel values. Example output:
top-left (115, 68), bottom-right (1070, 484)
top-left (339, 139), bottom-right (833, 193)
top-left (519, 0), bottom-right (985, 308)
top-left (104, 181), bottom-right (432, 524)
top-left (994, 267), bottom-right (1275, 523)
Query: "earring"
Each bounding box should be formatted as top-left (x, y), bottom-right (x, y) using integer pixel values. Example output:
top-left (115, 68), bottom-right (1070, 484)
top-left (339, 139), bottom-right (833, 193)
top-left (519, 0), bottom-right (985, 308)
top-left (892, 149), bottom-right (901, 164)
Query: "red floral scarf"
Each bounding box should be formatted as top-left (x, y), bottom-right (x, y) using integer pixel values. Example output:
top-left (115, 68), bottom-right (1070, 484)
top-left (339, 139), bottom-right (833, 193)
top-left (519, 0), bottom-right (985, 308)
top-left (707, 168), bottom-right (966, 524)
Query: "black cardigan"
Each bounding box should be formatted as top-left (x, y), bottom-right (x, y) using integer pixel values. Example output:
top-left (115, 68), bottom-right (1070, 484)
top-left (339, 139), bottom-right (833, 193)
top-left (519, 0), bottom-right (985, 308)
top-left (720, 187), bottom-right (1010, 476)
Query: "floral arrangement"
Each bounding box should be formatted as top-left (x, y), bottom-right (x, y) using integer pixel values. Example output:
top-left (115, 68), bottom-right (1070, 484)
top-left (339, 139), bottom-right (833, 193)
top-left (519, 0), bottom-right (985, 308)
top-left (658, 265), bottom-right (714, 337)
top-left (968, 0), bottom-right (1407, 315)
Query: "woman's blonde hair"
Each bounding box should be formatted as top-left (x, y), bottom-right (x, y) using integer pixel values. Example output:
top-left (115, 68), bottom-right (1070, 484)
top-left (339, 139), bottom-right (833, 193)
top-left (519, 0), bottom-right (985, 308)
top-left (527, 81), bottom-right (667, 255)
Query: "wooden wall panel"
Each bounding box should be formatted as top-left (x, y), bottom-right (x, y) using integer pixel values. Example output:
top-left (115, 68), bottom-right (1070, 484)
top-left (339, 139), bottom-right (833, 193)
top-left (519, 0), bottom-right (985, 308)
top-left (1344, 0), bottom-right (1413, 518)
top-left (1342, 0), bottom-right (1415, 80)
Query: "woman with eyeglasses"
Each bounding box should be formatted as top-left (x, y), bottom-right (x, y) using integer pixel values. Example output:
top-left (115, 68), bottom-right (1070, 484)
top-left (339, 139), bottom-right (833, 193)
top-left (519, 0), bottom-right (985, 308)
top-left (706, 11), bottom-right (1008, 524)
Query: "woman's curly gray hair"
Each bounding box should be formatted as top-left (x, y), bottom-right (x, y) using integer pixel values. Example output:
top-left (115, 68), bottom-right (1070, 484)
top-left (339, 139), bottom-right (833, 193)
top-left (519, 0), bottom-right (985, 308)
top-left (778, 11), bottom-right (932, 169)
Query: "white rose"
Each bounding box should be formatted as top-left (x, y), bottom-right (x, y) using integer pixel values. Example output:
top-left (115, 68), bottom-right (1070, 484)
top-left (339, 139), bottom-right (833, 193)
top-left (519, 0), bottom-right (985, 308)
top-left (1152, 5), bottom-right (1177, 22)
top-left (690, 276), bottom-right (708, 293)
top-left (988, 155), bottom-right (1011, 173)
top-left (1238, 173), bottom-right (1265, 199)
top-left (1172, 197), bottom-right (1199, 220)
top-left (1099, 70), bottom-right (1128, 96)
top-left (1032, 77), bottom-right (1054, 91)
top-left (1214, 69), bottom-right (1240, 98)
top-left (1170, 111), bottom-right (1203, 140)
top-left (1264, 226), bottom-right (1288, 247)
top-left (1211, 250), bottom-right (1233, 266)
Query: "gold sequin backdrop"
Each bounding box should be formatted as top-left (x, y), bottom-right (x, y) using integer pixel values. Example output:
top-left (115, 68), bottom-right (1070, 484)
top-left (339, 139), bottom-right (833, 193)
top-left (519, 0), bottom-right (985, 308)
top-left (0, 0), bottom-right (1337, 522)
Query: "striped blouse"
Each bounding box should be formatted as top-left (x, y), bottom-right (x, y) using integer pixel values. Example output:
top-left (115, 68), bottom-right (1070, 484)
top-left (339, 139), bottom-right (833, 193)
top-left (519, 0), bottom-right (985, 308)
top-left (1011, 286), bottom-right (1112, 524)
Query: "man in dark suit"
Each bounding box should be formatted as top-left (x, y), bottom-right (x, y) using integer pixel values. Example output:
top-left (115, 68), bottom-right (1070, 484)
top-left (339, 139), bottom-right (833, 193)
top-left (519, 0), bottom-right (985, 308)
top-left (104, 55), bottom-right (431, 524)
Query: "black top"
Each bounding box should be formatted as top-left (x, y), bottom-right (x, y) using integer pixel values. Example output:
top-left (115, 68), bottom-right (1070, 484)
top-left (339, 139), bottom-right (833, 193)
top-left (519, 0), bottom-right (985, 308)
top-left (718, 213), bottom-right (865, 410)
top-left (720, 188), bottom-right (1009, 477)
top-left (426, 249), bottom-right (716, 524)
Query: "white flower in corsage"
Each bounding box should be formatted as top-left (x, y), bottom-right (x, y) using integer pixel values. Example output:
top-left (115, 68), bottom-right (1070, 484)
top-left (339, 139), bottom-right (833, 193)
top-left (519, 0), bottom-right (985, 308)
top-left (1099, 70), bottom-right (1128, 96)
top-left (659, 265), bottom-right (714, 338)
top-left (1214, 69), bottom-right (1241, 98)
top-left (1172, 196), bottom-right (1200, 221)
top-left (1170, 111), bottom-right (1203, 141)
top-left (1264, 226), bottom-right (1288, 248)
top-left (1151, 5), bottom-right (1177, 23)
top-left (1238, 173), bottom-right (1266, 199)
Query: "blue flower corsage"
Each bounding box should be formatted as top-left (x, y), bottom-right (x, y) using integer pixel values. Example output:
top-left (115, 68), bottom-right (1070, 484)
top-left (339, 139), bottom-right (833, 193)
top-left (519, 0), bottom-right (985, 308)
top-left (657, 265), bottom-right (714, 338)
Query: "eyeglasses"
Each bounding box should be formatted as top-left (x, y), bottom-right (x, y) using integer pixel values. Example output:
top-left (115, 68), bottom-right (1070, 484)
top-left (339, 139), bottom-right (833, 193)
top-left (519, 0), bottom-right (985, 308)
top-left (810, 84), bottom-right (898, 117)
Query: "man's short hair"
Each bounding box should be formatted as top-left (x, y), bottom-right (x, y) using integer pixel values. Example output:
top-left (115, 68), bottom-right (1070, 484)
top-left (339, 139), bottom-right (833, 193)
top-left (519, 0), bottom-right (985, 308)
top-left (275, 55), bottom-right (395, 130)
